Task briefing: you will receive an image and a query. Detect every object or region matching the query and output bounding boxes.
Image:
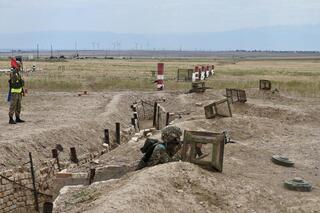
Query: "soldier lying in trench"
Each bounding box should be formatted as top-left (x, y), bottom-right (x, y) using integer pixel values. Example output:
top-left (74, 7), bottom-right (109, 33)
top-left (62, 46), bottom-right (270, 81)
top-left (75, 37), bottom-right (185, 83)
top-left (136, 126), bottom-right (208, 170)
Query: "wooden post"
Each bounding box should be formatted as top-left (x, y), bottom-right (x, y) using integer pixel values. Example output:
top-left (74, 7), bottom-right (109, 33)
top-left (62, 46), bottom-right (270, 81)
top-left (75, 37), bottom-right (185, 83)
top-left (133, 112), bottom-right (139, 129)
top-left (156, 105), bottom-right (160, 130)
top-left (152, 102), bottom-right (158, 127)
top-left (227, 99), bottom-right (232, 117)
top-left (104, 129), bottom-right (110, 144)
top-left (89, 168), bottom-right (96, 185)
top-left (29, 152), bottom-right (39, 212)
top-left (70, 147), bottom-right (79, 164)
top-left (165, 112), bottom-right (170, 126)
top-left (116, 122), bottom-right (120, 144)
top-left (51, 149), bottom-right (61, 171)
top-left (131, 118), bottom-right (136, 127)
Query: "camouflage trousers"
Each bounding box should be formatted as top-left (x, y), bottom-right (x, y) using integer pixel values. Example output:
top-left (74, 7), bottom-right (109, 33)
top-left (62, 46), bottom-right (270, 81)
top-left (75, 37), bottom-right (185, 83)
top-left (9, 93), bottom-right (22, 117)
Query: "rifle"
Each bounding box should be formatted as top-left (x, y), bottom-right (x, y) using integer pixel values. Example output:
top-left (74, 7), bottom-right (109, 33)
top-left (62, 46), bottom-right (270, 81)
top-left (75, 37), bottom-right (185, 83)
top-left (7, 88), bottom-right (11, 102)
top-left (7, 78), bottom-right (11, 102)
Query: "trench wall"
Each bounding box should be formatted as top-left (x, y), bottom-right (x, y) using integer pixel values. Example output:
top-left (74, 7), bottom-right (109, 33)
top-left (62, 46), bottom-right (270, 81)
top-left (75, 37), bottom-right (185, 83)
top-left (0, 151), bottom-right (102, 213)
top-left (0, 162), bottom-right (55, 213)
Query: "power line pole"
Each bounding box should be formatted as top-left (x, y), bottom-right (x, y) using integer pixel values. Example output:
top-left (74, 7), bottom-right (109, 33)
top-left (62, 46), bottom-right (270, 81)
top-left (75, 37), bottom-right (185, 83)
top-left (50, 44), bottom-right (53, 58)
top-left (75, 41), bottom-right (78, 56)
top-left (36, 44), bottom-right (39, 59)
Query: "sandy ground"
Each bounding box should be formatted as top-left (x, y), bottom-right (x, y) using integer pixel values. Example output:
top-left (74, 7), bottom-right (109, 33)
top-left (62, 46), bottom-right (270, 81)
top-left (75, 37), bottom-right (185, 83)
top-left (0, 91), bottom-right (147, 169)
top-left (50, 89), bottom-right (320, 213)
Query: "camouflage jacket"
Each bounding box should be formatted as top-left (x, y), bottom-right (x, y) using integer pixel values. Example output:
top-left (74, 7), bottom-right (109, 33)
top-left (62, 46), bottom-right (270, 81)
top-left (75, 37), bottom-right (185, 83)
top-left (9, 70), bottom-right (24, 89)
top-left (146, 143), bottom-right (182, 167)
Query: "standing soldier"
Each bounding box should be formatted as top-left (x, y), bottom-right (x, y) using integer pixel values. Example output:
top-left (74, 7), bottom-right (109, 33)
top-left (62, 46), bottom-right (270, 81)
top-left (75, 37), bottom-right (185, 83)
top-left (8, 59), bottom-right (25, 124)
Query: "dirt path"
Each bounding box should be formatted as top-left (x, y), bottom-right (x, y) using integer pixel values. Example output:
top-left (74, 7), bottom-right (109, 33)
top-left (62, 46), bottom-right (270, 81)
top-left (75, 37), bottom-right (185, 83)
top-left (0, 92), bottom-right (134, 169)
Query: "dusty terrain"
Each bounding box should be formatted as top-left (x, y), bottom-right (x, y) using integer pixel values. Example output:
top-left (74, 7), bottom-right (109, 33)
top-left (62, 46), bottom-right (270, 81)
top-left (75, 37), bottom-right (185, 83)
top-left (52, 89), bottom-right (320, 213)
top-left (0, 58), bottom-right (319, 212)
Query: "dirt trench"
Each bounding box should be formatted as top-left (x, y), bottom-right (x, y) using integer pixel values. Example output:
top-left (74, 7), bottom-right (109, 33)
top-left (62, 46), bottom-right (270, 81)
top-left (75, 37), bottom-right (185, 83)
top-left (0, 92), bottom-right (138, 170)
top-left (52, 89), bottom-right (320, 213)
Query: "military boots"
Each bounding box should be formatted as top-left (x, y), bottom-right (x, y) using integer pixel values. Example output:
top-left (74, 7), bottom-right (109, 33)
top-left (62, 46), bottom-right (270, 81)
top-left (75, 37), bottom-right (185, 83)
top-left (16, 116), bottom-right (25, 123)
top-left (9, 116), bottom-right (16, 124)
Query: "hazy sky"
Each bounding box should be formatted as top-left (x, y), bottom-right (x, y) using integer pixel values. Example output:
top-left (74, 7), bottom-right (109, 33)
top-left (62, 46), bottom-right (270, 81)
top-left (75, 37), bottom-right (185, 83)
top-left (1, 0), bottom-right (320, 33)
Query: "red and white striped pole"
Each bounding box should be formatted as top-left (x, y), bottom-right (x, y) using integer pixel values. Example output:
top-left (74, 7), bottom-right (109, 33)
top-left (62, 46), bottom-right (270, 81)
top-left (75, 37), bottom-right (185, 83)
top-left (197, 66), bottom-right (201, 80)
top-left (193, 66), bottom-right (199, 82)
top-left (201, 66), bottom-right (205, 80)
top-left (206, 65), bottom-right (210, 77)
top-left (156, 63), bottom-right (164, 90)
top-left (211, 65), bottom-right (215, 75)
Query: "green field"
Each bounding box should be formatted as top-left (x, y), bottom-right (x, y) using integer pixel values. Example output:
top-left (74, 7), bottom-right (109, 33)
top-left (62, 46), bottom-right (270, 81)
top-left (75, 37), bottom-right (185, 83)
top-left (1, 58), bottom-right (319, 97)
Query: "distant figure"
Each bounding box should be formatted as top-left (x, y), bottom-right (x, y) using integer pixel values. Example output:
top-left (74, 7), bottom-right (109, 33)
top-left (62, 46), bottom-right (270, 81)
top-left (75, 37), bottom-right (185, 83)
top-left (8, 59), bottom-right (25, 124)
top-left (136, 126), bottom-right (183, 170)
top-left (211, 65), bottom-right (215, 76)
top-left (154, 79), bottom-right (164, 90)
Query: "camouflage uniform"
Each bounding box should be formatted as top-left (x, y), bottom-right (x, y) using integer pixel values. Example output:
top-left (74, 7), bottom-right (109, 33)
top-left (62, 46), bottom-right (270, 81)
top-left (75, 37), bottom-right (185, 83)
top-left (161, 126), bottom-right (183, 143)
top-left (146, 126), bottom-right (183, 167)
top-left (8, 69), bottom-right (25, 123)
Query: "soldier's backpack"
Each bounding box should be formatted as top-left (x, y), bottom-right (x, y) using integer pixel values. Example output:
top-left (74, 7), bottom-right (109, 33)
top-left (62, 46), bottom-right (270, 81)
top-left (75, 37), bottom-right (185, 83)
top-left (136, 138), bottom-right (159, 170)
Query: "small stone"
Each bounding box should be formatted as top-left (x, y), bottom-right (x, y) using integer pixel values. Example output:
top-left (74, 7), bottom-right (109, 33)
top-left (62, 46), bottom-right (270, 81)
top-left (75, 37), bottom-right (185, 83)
top-left (123, 127), bottom-right (133, 134)
top-left (102, 144), bottom-right (109, 148)
top-left (177, 189), bottom-right (183, 193)
top-left (134, 133), bottom-right (143, 138)
top-left (146, 133), bottom-right (152, 137)
top-left (236, 204), bottom-right (241, 208)
top-left (196, 103), bottom-right (203, 106)
top-left (92, 160), bottom-right (100, 165)
top-left (131, 137), bottom-right (139, 142)
top-left (199, 201), bottom-right (204, 205)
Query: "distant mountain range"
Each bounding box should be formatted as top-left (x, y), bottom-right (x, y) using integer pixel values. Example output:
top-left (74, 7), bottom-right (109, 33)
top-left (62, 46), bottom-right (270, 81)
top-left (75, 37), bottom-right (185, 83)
top-left (0, 25), bottom-right (319, 51)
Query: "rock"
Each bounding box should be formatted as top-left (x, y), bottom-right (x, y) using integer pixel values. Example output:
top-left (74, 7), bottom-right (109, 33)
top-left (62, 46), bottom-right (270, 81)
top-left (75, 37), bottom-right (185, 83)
top-left (123, 127), bottom-right (134, 134)
top-left (102, 143), bottom-right (109, 148)
top-left (177, 189), bottom-right (184, 193)
top-left (134, 132), bottom-right (143, 137)
top-left (142, 128), bottom-right (151, 133)
top-left (128, 140), bottom-right (135, 144)
top-left (146, 133), bottom-right (152, 137)
top-left (131, 137), bottom-right (139, 142)
top-left (196, 102), bottom-right (203, 106)
top-left (92, 160), bottom-right (100, 165)
top-left (142, 129), bottom-right (153, 136)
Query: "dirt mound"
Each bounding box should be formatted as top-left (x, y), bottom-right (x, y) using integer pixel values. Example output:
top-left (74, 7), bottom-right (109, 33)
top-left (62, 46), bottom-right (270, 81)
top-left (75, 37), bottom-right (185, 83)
top-left (54, 161), bottom-right (319, 213)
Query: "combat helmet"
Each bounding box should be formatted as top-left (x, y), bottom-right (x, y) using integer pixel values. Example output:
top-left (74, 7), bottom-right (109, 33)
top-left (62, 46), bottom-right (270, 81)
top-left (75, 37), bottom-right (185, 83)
top-left (161, 126), bottom-right (183, 143)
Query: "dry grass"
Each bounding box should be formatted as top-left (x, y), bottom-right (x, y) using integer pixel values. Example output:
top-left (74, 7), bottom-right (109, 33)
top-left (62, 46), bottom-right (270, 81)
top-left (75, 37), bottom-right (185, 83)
top-left (0, 58), bottom-right (319, 96)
